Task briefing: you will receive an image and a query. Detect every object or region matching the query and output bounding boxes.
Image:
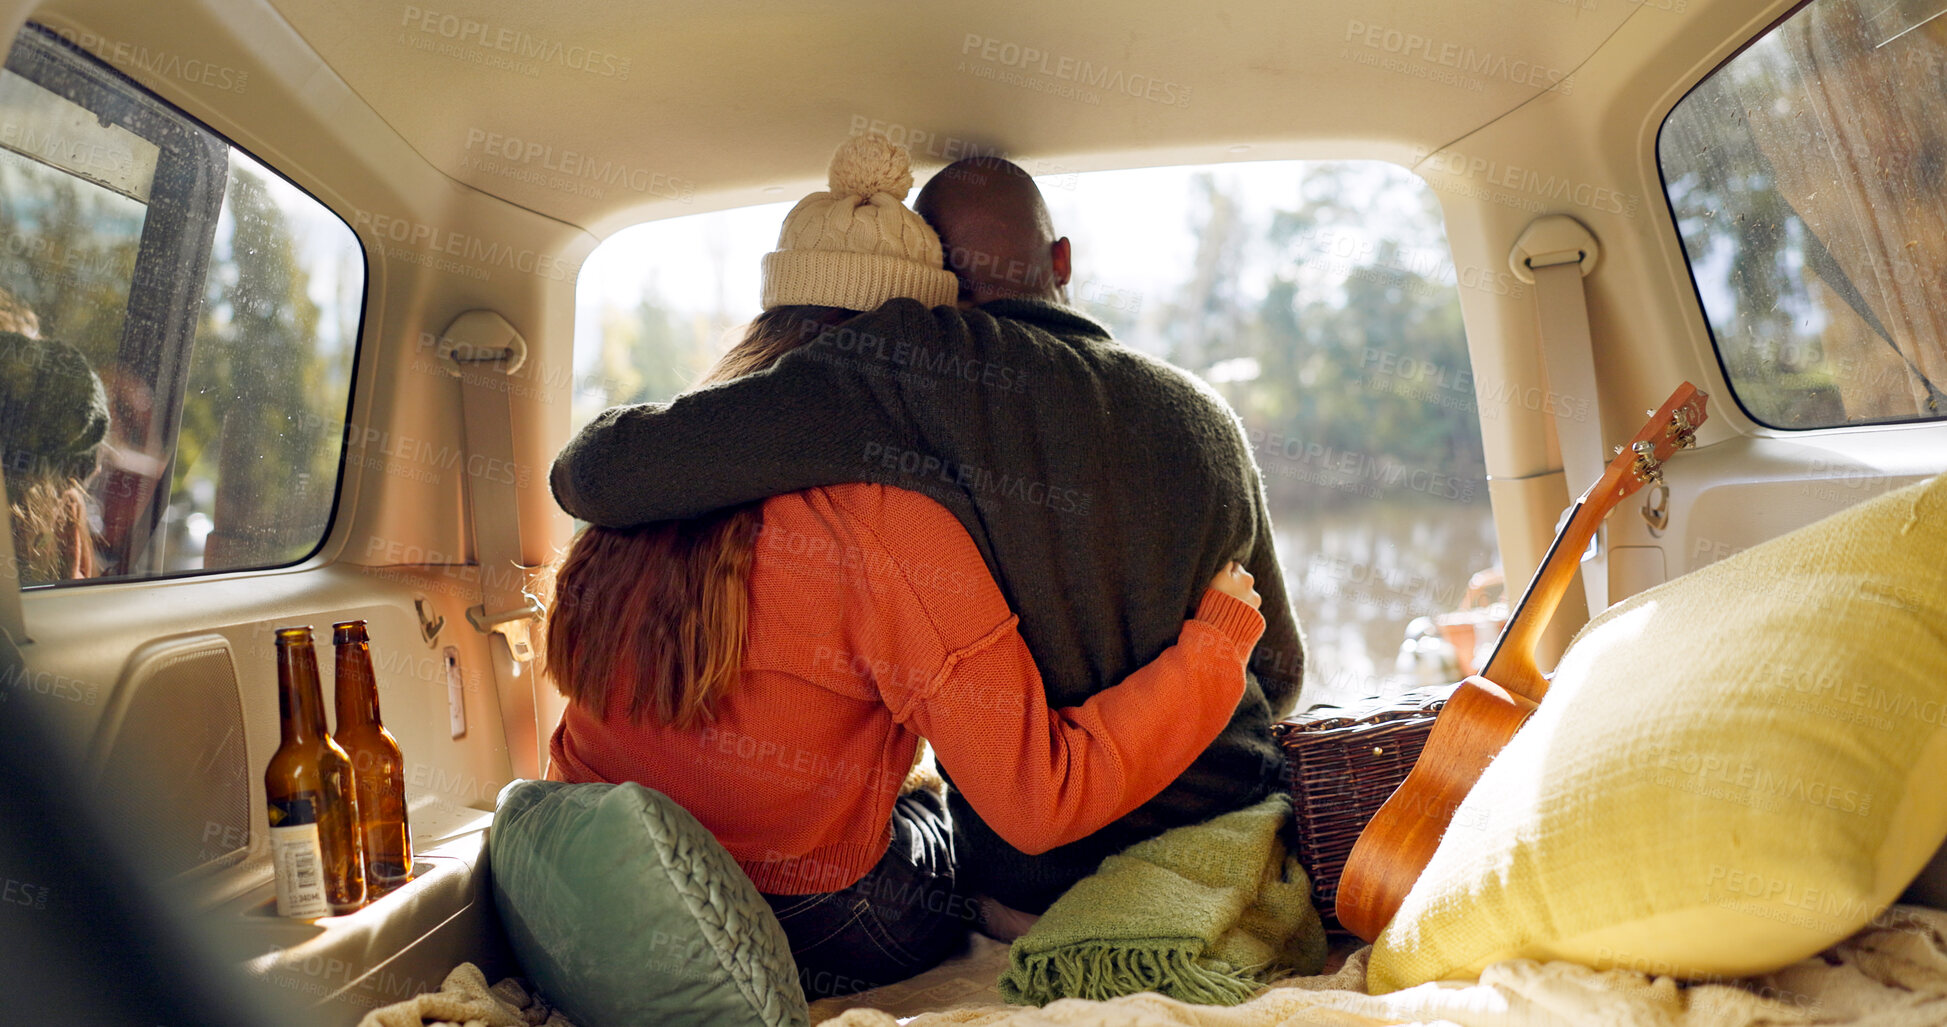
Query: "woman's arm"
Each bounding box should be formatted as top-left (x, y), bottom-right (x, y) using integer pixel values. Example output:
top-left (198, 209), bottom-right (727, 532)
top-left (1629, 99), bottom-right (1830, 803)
top-left (549, 301), bottom-right (957, 527)
top-left (903, 590), bottom-right (1261, 854)
top-left (829, 486), bottom-right (1265, 856)
top-left (550, 356), bottom-right (882, 527)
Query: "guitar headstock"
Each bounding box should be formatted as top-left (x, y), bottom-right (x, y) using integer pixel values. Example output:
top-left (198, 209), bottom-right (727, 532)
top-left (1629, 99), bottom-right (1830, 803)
top-left (1589, 383), bottom-right (1709, 502)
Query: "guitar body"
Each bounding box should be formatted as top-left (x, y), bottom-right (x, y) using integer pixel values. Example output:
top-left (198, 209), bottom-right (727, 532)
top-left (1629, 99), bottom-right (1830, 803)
top-left (1332, 383), bottom-right (1708, 943)
top-left (1334, 677), bottom-right (1537, 942)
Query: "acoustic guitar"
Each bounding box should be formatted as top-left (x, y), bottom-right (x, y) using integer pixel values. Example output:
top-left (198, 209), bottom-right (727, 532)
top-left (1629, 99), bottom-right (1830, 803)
top-left (1334, 382), bottom-right (1708, 943)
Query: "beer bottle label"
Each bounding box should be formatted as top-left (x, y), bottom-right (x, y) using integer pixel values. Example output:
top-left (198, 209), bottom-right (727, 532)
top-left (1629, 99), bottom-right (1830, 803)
top-left (267, 796), bottom-right (329, 918)
top-left (266, 794), bottom-right (318, 828)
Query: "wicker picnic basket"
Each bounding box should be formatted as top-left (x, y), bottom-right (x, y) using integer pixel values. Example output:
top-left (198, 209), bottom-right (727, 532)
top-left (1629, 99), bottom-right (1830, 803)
top-left (1272, 685), bottom-right (1455, 931)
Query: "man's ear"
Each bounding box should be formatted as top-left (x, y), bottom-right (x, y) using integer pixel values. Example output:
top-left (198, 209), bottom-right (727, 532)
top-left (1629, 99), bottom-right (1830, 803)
top-left (1050, 237), bottom-right (1072, 288)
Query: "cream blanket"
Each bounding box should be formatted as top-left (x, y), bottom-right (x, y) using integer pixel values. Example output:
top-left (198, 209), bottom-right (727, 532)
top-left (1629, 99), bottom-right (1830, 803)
top-left (356, 962), bottom-right (574, 1027)
top-left (821, 905), bottom-right (1947, 1026)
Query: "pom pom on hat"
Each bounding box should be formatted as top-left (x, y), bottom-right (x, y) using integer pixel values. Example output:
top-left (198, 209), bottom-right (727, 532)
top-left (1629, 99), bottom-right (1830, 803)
top-left (827, 133), bottom-right (915, 200)
top-left (760, 134), bottom-right (957, 311)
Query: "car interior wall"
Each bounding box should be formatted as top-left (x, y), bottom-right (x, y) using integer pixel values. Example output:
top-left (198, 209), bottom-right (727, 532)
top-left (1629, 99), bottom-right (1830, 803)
top-left (0, 8), bottom-right (583, 1018)
top-left (1440, 0), bottom-right (1947, 597)
top-left (8, 0), bottom-right (1947, 1018)
top-left (5, 0), bottom-right (584, 1018)
top-left (15, 0), bottom-right (589, 765)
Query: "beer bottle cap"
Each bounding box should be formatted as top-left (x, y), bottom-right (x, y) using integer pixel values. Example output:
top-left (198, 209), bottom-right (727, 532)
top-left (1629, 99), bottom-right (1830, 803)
top-left (332, 620), bottom-right (370, 645)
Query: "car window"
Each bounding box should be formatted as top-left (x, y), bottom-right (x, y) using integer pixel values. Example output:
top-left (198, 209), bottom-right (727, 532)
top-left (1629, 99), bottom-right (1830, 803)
top-left (573, 159), bottom-right (1499, 709)
top-left (0, 26), bottom-right (363, 587)
top-left (1659, 0), bottom-right (1947, 429)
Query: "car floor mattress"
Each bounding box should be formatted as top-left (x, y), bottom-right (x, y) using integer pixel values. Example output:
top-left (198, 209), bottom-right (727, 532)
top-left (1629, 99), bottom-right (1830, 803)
top-left (810, 905), bottom-right (1947, 1026)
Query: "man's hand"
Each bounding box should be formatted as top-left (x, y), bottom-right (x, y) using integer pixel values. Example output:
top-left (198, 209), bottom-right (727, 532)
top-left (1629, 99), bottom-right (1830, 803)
top-left (1207, 562), bottom-right (1261, 610)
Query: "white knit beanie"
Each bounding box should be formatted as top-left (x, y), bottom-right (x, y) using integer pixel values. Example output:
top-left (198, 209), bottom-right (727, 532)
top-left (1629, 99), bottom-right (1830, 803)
top-left (760, 134), bottom-right (959, 311)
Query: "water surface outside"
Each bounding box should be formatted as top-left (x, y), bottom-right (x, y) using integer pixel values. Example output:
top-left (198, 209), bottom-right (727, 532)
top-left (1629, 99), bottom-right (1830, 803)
top-left (1280, 499), bottom-right (1499, 713)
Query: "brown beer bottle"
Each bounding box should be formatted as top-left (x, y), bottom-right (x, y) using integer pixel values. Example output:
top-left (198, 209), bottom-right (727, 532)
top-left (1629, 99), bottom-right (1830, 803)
top-left (265, 626), bottom-right (365, 916)
top-left (331, 620), bottom-right (413, 895)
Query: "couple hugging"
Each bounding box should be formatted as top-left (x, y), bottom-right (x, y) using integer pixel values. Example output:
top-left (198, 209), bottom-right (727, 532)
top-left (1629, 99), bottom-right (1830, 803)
top-left (543, 133), bottom-right (1306, 998)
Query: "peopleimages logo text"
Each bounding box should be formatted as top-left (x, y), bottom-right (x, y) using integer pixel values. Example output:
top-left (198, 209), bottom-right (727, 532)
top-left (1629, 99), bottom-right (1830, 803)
top-left (462, 129), bottom-right (693, 201)
top-left (400, 5), bottom-right (631, 78)
top-left (1414, 148), bottom-right (1639, 219)
top-left (1344, 21), bottom-right (1571, 94)
top-left (960, 34), bottom-right (1191, 107)
top-left (351, 209), bottom-right (576, 282)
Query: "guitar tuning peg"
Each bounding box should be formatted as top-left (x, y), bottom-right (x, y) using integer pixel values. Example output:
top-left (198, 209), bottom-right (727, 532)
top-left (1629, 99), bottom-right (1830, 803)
top-left (1630, 440), bottom-right (1664, 484)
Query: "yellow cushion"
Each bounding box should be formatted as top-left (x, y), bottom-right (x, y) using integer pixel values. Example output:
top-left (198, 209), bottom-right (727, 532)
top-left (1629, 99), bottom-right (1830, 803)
top-left (1368, 473), bottom-right (1947, 992)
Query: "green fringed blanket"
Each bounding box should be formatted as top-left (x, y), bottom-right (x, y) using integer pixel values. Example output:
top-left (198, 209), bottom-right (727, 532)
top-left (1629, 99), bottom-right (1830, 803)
top-left (998, 793), bottom-right (1326, 1006)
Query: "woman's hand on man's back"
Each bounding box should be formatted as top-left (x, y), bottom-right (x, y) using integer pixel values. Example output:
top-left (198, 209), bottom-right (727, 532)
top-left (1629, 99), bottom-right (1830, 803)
top-left (1207, 562), bottom-right (1261, 610)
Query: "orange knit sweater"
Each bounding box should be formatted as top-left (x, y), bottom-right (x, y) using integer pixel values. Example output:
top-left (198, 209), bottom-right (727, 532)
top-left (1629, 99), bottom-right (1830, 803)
top-left (547, 483), bottom-right (1265, 894)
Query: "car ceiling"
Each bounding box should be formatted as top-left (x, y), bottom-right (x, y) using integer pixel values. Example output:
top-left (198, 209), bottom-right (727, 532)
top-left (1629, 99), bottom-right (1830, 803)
top-left (265, 0), bottom-right (1646, 235)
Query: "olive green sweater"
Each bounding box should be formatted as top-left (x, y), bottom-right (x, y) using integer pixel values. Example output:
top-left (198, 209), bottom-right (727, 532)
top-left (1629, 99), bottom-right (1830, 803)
top-left (550, 297), bottom-right (1305, 910)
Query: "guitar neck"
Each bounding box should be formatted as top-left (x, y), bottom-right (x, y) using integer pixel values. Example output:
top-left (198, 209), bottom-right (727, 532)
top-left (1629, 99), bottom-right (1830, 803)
top-left (1480, 490), bottom-right (1602, 704)
top-left (1468, 382), bottom-right (1706, 707)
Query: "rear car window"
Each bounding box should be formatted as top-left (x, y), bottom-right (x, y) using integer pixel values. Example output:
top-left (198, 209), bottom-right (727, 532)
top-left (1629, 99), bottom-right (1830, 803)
top-left (574, 159), bottom-right (1499, 709)
top-left (1658, 0), bottom-right (1947, 430)
top-left (0, 26), bottom-right (363, 587)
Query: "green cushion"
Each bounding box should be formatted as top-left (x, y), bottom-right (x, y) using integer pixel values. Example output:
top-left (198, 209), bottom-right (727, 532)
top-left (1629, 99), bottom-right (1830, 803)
top-left (1368, 473), bottom-right (1947, 991)
top-left (489, 779), bottom-right (809, 1027)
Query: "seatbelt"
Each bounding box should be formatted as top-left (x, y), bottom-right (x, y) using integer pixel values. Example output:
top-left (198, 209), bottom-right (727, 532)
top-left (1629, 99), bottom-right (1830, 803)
top-left (1510, 215), bottom-right (1607, 614)
top-left (440, 310), bottom-right (546, 781)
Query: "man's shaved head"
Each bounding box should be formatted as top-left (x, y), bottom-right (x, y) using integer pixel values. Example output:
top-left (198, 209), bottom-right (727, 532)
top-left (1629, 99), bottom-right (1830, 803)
top-left (916, 156), bottom-right (1070, 304)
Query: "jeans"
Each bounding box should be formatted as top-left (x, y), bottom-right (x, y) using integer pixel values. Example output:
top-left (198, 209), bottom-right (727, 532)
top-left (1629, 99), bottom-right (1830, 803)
top-left (760, 790), bottom-right (973, 1001)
